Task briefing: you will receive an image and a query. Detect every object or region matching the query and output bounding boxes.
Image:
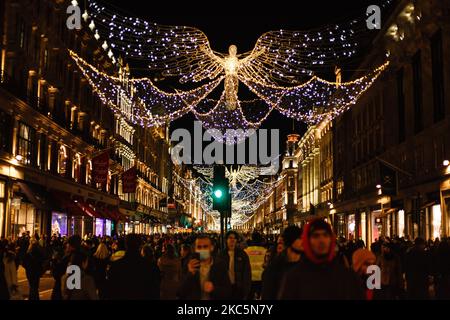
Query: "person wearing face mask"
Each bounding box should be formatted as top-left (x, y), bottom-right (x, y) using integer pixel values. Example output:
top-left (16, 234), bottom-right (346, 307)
top-left (177, 235), bottom-right (232, 300)
top-left (279, 218), bottom-right (365, 300)
top-left (261, 226), bottom-right (303, 300)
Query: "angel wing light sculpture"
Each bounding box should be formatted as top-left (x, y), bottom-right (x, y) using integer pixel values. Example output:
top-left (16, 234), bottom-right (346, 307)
top-left (71, 0), bottom-right (390, 142)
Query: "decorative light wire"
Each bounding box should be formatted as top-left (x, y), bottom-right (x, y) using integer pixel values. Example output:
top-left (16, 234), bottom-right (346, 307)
top-left (85, 0), bottom-right (387, 110)
top-left (187, 165), bottom-right (284, 226)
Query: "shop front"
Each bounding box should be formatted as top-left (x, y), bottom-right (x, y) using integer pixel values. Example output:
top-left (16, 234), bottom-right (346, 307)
top-left (49, 192), bottom-right (119, 238)
top-left (0, 179), bottom-right (5, 237)
top-left (441, 175), bottom-right (450, 237)
top-left (7, 181), bottom-right (50, 239)
top-left (51, 211), bottom-right (68, 237)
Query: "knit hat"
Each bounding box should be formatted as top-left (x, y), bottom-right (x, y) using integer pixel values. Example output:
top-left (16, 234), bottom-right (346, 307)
top-left (282, 225), bottom-right (302, 248)
top-left (352, 248), bottom-right (376, 273)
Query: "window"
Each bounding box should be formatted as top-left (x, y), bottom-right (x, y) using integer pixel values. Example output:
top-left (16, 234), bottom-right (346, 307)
top-left (0, 111), bottom-right (12, 152)
top-left (412, 51), bottom-right (423, 134)
top-left (43, 48), bottom-right (49, 71)
top-left (288, 176), bottom-right (294, 188)
top-left (86, 160), bottom-right (92, 185)
top-left (0, 181), bottom-right (5, 237)
top-left (336, 178), bottom-right (344, 198)
top-left (17, 122), bottom-right (35, 165)
top-left (431, 29), bottom-right (445, 123)
top-left (72, 154), bottom-right (81, 182)
top-left (19, 20), bottom-right (25, 49)
top-left (58, 145), bottom-right (67, 176)
top-left (39, 134), bottom-right (48, 171)
top-left (397, 68), bottom-right (405, 142)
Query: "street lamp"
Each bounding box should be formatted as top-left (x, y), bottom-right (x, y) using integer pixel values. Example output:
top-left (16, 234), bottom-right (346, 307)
top-left (443, 160), bottom-right (450, 167)
top-left (376, 184), bottom-right (382, 189)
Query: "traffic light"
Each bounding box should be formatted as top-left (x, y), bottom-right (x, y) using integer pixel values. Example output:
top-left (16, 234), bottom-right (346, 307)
top-left (212, 165), bottom-right (230, 212)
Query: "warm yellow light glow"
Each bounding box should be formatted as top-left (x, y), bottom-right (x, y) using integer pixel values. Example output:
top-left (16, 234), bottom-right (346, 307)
top-left (432, 205), bottom-right (441, 240)
top-left (398, 210), bottom-right (405, 237)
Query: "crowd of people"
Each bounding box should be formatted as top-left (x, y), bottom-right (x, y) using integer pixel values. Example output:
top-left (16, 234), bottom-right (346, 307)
top-left (1, 217), bottom-right (450, 300)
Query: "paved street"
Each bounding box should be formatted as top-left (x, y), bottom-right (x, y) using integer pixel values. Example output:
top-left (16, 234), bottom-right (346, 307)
top-left (17, 267), bottom-right (55, 300)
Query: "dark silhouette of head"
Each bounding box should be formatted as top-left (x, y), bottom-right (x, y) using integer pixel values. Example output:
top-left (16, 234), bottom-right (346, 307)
top-left (125, 234), bottom-right (142, 255)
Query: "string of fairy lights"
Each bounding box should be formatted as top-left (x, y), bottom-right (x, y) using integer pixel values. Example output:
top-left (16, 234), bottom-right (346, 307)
top-left (67, 0), bottom-right (392, 137)
top-left (173, 166), bottom-right (284, 227)
top-left (68, 0), bottom-right (393, 226)
top-left (69, 49), bottom-right (223, 127)
top-left (70, 48), bottom-right (389, 132)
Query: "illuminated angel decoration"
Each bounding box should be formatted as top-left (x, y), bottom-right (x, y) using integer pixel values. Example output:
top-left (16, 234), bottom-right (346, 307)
top-left (88, 0), bottom-right (366, 109)
top-left (71, 0), bottom-right (390, 140)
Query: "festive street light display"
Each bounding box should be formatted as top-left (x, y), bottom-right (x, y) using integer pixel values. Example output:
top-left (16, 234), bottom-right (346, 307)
top-left (68, 0), bottom-right (391, 139)
top-left (177, 166), bottom-right (283, 227)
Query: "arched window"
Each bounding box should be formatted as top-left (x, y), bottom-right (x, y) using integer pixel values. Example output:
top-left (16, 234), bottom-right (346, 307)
top-left (86, 160), bottom-right (92, 185)
top-left (136, 187), bottom-right (142, 203)
top-left (72, 153), bottom-right (81, 182)
top-left (58, 145), bottom-right (67, 176)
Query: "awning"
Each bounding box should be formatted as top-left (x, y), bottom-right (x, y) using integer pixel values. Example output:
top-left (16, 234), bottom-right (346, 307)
top-left (17, 182), bottom-right (46, 210)
top-left (50, 191), bottom-right (86, 217)
top-left (76, 200), bottom-right (103, 219)
top-left (106, 205), bottom-right (124, 221)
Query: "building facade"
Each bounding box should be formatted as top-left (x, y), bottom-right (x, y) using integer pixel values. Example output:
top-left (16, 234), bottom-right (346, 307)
top-left (331, 0), bottom-right (450, 245)
top-left (245, 0), bottom-right (450, 245)
top-left (0, 0), bottom-right (178, 238)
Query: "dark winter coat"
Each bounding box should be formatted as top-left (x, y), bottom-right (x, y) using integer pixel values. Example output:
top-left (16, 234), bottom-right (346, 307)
top-left (278, 258), bottom-right (365, 300)
top-left (278, 219), bottom-right (365, 300)
top-left (106, 252), bottom-right (160, 300)
top-left (0, 252), bottom-right (10, 300)
top-left (404, 246), bottom-right (431, 299)
top-left (261, 251), bottom-right (300, 300)
top-left (23, 248), bottom-right (44, 281)
top-left (177, 256), bottom-right (232, 300)
top-left (218, 248), bottom-right (252, 300)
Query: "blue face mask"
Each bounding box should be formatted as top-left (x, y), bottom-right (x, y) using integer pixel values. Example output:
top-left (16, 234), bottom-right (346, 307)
top-left (197, 249), bottom-right (211, 261)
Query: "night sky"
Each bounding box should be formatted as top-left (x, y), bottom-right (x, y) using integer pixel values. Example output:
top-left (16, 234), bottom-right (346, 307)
top-left (100, 0), bottom-right (395, 152)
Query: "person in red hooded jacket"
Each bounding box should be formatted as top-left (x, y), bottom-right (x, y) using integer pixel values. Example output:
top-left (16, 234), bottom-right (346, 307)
top-left (278, 218), bottom-right (365, 300)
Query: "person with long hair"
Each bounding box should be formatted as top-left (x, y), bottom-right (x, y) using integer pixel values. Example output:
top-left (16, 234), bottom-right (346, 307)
top-left (22, 241), bottom-right (44, 300)
top-left (158, 243), bottom-right (181, 300)
top-left (92, 242), bottom-right (110, 299)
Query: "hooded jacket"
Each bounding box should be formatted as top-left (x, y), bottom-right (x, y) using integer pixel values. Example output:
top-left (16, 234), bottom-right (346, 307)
top-left (278, 218), bottom-right (365, 300)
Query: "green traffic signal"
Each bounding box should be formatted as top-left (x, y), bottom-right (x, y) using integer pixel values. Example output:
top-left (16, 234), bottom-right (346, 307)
top-left (214, 189), bottom-right (223, 199)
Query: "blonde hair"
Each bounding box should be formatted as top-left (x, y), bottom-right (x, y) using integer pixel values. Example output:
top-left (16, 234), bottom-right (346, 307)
top-left (93, 242), bottom-right (110, 260)
top-left (27, 240), bottom-right (38, 254)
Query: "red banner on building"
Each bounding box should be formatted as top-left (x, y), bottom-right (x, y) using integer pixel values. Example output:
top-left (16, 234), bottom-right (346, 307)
top-left (122, 166), bottom-right (137, 193)
top-left (92, 151), bottom-right (109, 184)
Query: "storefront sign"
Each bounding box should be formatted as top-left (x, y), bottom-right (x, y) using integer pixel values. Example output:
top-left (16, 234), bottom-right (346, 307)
top-left (122, 166), bottom-right (137, 193)
top-left (92, 152), bottom-right (109, 184)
